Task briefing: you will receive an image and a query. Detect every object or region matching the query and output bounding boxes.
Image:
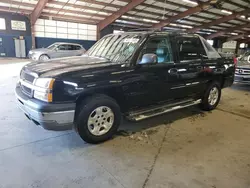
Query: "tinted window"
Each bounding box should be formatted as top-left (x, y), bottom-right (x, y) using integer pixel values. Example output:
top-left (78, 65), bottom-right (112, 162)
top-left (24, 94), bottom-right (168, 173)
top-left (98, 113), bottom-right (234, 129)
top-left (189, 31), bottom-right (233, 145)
top-left (177, 37), bottom-right (206, 61)
top-left (58, 45), bottom-right (68, 51)
top-left (67, 45), bottom-right (74, 50)
top-left (75, 45), bottom-right (81, 50)
top-left (139, 37), bottom-right (173, 64)
top-left (68, 45), bottom-right (81, 50)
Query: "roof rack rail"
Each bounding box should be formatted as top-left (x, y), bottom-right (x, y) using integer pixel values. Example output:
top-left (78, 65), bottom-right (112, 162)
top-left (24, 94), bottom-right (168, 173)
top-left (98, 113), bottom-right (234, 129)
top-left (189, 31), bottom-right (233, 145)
top-left (127, 28), bottom-right (162, 32)
top-left (127, 28), bottom-right (194, 34)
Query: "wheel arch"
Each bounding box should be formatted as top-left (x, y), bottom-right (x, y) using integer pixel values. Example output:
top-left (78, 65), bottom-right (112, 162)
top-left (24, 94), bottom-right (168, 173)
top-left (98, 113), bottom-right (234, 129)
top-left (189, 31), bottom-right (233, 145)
top-left (39, 54), bottom-right (50, 59)
top-left (74, 87), bottom-right (127, 121)
top-left (206, 76), bottom-right (224, 88)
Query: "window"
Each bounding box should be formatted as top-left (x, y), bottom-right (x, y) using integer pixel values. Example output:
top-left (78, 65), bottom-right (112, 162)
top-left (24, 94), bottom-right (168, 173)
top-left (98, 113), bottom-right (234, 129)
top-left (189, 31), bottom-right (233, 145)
top-left (139, 37), bottom-right (173, 64)
top-left (0, 18), bottom-right (6, 30)
top-left (87, 34), bottom-right (142, 63)
top-left (75, 45), bottom-right (82, 50)
top-left (67, 45), bottom-right (74, 50)
top-left (34, 19), bottom-right (97, 41)
top-left (177, 37), bottom-right (206, 61)
top-left (58, 45), bottom-right (68, 51)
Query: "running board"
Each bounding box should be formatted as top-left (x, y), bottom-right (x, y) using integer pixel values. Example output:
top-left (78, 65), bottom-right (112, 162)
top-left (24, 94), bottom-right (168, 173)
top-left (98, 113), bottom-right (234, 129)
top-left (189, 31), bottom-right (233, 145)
top-left (127, 99), bottom-right (202, 121)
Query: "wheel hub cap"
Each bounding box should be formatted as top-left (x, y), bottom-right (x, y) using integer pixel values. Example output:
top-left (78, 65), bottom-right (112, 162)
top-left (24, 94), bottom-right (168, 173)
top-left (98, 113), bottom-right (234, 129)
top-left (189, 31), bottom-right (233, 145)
top-left (208, 87), bottom-right (219, 106)
top-left (87, 106), bottom-right (114, 136)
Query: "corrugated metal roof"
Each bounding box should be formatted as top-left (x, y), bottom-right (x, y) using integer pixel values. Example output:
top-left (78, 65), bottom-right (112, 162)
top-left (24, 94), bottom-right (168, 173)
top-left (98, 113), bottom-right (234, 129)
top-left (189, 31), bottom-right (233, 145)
top-left (0, 0), bottom-right (249, 39)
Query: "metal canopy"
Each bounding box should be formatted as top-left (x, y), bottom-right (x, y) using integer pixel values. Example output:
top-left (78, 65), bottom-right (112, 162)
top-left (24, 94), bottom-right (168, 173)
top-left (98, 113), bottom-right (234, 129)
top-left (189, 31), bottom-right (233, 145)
top-left (0, 0), bottom-right (249, 41)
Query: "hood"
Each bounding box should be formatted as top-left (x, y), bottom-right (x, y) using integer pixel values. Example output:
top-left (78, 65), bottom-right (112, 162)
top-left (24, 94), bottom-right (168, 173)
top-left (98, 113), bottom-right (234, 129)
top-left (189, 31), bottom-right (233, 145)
top-left (23, 56), bottom-right (116, 78)
top-left (237, 60), bottom-right (250, 69)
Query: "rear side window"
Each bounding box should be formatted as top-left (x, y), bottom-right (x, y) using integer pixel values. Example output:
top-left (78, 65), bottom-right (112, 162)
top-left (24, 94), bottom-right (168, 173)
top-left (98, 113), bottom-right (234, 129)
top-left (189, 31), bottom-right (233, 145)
top-left (67, 45), bottom-right (76, 50)
top-left (75, 45), bottom-right (82, 50)
top-left (177, 36), bottom-right (207, 61)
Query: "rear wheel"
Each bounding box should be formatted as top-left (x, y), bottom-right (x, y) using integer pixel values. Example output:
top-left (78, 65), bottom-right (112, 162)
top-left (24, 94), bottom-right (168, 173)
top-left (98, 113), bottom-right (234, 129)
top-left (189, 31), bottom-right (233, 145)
top-left (39, 54), bottom-right (50, 61)
top-left (75, 95), bottom-right (121, 144)
top-left (200, 82), bottom-right (221, 111)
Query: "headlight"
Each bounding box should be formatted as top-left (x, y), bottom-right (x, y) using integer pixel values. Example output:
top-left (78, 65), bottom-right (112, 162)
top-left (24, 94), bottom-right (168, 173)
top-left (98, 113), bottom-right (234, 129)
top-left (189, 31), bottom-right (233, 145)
top-left (34, 78), bottom-right (54, 88)
top-left (33, 78), bottom-right (55, 102)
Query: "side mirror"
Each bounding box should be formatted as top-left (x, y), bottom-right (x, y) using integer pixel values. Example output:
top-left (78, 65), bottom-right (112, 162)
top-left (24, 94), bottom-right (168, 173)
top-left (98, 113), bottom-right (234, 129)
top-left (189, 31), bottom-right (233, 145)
top-left (139, 53), bottom-right (157, 64)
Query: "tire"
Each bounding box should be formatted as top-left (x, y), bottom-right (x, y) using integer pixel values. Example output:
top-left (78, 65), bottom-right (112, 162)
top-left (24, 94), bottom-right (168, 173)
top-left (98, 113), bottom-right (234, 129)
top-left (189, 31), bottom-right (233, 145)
top-left (75, 95), bottom-right (121, 144)
top-left (39, 54), bottom-right (50, 61)
top-left (200, 82), bottom-right (221, 111)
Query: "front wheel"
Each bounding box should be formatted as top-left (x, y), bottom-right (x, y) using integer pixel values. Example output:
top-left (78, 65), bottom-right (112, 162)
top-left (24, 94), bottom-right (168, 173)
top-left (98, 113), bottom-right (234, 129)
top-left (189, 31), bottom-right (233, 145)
top-left (39, 54), bottom-right (50, 61)
top-left (200, 82), bottom-right (221, 111)
top-left (75, 95), bottom-right (121, 144)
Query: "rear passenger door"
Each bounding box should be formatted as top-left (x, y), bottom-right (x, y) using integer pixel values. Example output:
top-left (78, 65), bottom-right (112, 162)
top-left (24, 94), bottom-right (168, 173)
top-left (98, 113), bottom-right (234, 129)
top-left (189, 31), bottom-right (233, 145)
top-left (174, 36), bottom-right (207, 98)
top-left (66, 45), bottom-right (78, 57)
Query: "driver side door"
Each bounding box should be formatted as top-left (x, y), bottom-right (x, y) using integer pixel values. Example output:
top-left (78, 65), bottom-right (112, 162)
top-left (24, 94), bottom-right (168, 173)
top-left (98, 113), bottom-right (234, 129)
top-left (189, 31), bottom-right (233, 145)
top-left (124, 36), bottom-right (179, 109)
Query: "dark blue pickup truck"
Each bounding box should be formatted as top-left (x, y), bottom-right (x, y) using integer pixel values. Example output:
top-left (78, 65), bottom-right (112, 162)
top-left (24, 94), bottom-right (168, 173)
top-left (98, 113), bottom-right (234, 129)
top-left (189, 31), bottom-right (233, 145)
top-left (16, 31), bottom-right (235, 143)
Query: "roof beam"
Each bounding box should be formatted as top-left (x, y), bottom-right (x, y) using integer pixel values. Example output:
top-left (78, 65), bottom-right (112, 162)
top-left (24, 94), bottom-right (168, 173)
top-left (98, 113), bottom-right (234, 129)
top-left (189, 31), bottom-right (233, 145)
top-left (98, 0), bottom-right (145, 30)
top-left (44, 7), bottom-right (106, 18)
top-left (187, 9), bottom-right (250, 33)
top-left (0, 0), bottom-right (34, 8)
top-left (77, 0), bottom-right (121, 9)
top-left (152, 1), bottom-right (212, 29)
top-left (227, 34), bottom-right (245, 41)
top-left (41, 13), bottom-right (99, 24)
top-left (206, 23), bottom-right (250, 39)
top-left (0, 6), bottom-right (31, 14)
top-left (30, 0), bottom-right (52, 25)
top-left (47, 1), bottom-right (113, 15)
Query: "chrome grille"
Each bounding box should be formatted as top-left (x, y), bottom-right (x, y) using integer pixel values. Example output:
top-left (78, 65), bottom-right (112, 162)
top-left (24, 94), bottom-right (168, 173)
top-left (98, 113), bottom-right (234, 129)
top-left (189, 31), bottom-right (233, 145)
top-left (21, 84), bottom-right (32, 97)
top-left (235, 68), bottom-right (250, 75)
top-left (20, 71), bottom-right (35, 83)
top-left (20, 71), bottom-right (36, 97)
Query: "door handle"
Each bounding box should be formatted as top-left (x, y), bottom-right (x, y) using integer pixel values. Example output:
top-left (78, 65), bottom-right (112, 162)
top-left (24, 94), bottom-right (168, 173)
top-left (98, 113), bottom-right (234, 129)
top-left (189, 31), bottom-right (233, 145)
top-left (168, 68), bottom-right (178, 75)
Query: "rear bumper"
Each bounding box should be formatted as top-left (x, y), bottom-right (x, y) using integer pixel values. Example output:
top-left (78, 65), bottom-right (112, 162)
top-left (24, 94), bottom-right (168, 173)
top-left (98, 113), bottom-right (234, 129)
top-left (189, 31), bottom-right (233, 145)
top-left (15, 86), bottom-right (76, 131)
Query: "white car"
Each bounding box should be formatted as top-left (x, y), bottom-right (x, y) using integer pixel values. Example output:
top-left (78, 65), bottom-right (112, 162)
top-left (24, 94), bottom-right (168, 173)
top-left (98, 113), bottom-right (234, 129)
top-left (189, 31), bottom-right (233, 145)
top-left (28, 42), bottom-right (86, 61)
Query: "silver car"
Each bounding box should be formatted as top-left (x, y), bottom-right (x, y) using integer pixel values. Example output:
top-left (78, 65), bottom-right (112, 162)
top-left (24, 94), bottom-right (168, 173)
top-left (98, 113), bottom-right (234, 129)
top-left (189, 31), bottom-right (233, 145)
top-left (28, 42), bottom-right (86, 61)
top-left (235, 51), bottom-right (250, 84)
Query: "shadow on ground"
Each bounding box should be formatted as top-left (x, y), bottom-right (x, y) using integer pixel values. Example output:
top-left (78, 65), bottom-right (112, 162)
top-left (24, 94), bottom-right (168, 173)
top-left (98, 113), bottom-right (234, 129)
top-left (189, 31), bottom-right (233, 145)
top-left (116, 105), bottom-right (206, 137)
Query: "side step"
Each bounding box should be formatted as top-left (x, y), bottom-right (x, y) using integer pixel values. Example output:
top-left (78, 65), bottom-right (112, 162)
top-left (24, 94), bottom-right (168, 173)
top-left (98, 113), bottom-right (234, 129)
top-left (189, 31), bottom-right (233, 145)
top-left (127, 99), bottom-right (202, 121)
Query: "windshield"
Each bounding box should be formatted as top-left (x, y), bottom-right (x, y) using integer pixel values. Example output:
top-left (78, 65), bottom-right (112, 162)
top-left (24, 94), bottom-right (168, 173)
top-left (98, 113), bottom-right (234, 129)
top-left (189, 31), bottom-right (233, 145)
top-left (86, 34), bottom-right (143, 63)
top-left (47, 43), bottom-right (59, 50)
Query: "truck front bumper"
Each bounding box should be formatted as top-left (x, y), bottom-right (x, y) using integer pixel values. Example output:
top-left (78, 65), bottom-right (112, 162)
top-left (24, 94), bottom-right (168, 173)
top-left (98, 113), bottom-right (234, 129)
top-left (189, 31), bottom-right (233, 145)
top-left (15, 86), bottom-right (76, 131)
top-left (234, 75), bottom-right (250, 85)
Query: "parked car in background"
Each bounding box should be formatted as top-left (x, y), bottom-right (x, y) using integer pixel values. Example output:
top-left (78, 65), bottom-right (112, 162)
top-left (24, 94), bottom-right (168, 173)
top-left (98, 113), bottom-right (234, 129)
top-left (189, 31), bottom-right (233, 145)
top-left (235, 51), bottom-right (250, 84)
top-left (16, 31), bottom-right (235, 144)
top-left (28, 42), bottom-right (86, 61)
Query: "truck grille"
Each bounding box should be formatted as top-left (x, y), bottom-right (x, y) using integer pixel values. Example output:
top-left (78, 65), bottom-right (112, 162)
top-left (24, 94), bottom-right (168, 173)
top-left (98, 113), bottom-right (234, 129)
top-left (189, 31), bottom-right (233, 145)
top-left (20, 71), bottom-right (36, 97)
top-left (21, 84), bottom-right (32, 97)
top-left (235, 68), bottom-right (250, 75)
top-left (20, 71), bottom-right (35, 83)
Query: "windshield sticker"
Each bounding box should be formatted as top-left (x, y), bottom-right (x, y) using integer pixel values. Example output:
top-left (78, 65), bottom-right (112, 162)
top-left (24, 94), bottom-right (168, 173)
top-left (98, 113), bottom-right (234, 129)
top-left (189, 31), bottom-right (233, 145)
top-left (123, 38), bottom-right (139, 44)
